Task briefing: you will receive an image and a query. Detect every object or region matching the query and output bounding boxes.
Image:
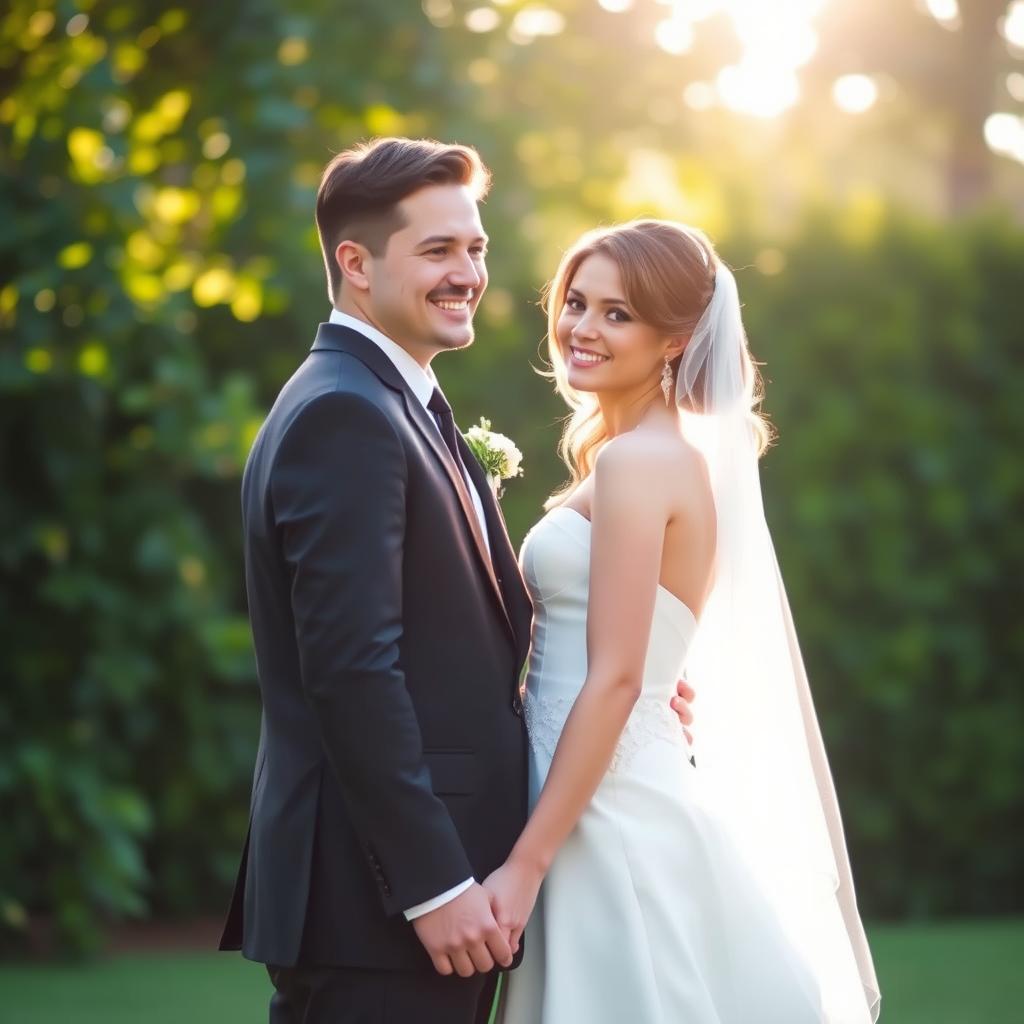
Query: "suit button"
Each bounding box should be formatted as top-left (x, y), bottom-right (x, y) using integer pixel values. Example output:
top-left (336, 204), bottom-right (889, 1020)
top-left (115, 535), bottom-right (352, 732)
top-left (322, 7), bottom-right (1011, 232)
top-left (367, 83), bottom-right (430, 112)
top-left (382, 883), bottom-right (392, 897)
top-left (511, 695), bottom-right (524, 717)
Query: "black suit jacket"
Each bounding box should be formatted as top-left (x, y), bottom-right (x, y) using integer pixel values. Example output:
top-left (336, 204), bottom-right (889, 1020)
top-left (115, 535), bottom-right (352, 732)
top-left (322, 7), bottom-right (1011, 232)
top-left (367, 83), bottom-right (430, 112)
top-left (219, 323), bottom-right (532, 969)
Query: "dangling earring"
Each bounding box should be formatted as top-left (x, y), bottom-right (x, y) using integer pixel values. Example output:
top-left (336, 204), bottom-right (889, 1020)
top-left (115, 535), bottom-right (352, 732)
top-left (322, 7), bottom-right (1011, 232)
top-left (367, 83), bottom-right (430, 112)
top-left (661, 356), bottom-right (674, 406)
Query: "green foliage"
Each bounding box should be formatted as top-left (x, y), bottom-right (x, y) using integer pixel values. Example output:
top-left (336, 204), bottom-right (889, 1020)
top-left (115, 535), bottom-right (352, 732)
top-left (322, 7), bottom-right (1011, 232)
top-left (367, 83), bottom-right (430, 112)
top-left (1, 0), bottom-right (1022, 954)
top-left (735, 210), bottom-right (1024, 918)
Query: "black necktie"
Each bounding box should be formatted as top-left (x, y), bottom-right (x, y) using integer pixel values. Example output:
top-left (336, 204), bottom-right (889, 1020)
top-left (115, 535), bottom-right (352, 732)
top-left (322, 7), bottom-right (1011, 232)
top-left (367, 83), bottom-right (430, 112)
top-left (427, 387), bottom-right (469, 477)
top-left (428, 387), bottom-right (493, 565)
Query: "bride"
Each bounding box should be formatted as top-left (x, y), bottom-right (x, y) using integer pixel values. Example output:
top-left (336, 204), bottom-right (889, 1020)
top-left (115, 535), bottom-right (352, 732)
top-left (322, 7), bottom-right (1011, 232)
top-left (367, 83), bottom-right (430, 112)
top-left (484, 220), bottom-right (881, 1022)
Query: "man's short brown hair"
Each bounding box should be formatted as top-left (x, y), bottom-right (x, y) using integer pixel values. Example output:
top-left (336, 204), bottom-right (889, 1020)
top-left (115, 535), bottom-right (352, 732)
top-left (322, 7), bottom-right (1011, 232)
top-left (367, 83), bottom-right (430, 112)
top-left (315, 137), bottom-right (491, 305)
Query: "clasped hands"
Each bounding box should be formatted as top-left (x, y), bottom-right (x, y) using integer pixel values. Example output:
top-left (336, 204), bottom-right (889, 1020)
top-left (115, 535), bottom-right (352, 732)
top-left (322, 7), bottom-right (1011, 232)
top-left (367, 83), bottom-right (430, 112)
top-left (413, 679), bottom-right (695, 977)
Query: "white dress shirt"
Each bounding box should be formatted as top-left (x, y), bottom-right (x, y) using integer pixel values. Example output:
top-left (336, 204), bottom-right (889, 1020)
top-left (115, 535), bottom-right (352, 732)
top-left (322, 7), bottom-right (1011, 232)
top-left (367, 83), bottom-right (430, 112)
top-left (327, 308), bottom-right (480, 920)
top-left (328, 309), bottom-right (490, 552)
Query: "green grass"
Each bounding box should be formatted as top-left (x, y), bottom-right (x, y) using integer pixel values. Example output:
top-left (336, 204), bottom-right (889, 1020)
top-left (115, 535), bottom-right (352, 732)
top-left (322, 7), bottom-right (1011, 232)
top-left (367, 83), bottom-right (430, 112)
top-left (1, 919), bottom-right (1021, 1023)
top-left (0, 951), bottom-right (270, 1023)
top-left (867, 918), bottom-right (1024, 1024)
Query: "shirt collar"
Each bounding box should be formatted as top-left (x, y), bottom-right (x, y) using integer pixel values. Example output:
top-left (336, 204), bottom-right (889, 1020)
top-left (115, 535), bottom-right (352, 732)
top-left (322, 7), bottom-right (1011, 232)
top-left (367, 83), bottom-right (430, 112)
top-left (328, 309), bottom-right (437, 410)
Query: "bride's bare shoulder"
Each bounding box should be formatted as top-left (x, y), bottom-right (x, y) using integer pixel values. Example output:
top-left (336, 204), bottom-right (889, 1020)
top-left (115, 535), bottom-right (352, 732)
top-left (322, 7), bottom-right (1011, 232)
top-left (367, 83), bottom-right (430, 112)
top-left (597, 427), bottom-right (707, 479)
top-left (594, 428), bottom-right (707, 507)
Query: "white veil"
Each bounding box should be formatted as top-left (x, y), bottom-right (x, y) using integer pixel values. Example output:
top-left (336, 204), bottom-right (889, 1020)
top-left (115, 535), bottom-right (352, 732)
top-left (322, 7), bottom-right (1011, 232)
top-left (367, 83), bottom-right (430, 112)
top-left (677, 254), bottom-right (881, 1022)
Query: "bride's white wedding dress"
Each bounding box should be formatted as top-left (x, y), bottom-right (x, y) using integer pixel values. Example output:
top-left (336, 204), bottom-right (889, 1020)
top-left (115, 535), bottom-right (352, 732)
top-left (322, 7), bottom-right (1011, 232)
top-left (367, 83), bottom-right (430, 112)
top-left (500, 505), bottom-right (871, 1024)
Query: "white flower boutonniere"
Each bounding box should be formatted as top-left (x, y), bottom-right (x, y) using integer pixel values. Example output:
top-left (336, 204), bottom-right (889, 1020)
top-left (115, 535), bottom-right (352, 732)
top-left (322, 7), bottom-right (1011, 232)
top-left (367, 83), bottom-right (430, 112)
top-left (463, 418), bottom-right (524, 498)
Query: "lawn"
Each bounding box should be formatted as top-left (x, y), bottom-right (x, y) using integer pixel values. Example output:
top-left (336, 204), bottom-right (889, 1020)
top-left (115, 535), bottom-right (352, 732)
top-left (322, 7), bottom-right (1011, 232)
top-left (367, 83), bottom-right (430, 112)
top-left (2, 919), bottom-right (1021, 1023)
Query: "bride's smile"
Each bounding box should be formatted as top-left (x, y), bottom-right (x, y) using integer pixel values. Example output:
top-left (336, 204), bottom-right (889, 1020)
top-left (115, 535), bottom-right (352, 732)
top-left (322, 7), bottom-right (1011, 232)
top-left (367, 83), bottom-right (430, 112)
top-left (556, 251), bottom-right (686, 408)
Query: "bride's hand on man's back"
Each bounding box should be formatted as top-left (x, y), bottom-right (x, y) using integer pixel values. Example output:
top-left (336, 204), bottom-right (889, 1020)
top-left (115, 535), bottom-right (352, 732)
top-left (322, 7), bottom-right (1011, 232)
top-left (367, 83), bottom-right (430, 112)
top-left (672, 677), bottom-right (695, 744)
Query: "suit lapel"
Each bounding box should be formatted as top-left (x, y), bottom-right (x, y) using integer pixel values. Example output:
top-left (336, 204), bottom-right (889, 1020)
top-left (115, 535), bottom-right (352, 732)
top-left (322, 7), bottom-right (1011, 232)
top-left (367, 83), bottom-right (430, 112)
top-left (458, 435), bottom-right (534, 667)
top-left (402, 393), bottom-right (515, 643)
top-left (311, 322), bottom-right (519, 649)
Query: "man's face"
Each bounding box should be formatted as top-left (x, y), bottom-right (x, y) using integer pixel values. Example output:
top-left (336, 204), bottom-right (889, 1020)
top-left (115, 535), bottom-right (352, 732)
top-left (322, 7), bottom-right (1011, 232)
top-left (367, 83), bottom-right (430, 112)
top-left (361, 184), bottom-right (488, 363)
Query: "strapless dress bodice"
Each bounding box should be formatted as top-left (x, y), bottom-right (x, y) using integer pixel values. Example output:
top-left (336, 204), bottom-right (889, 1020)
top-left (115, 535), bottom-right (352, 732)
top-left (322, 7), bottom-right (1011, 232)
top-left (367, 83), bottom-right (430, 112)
top-left (518, 505), bottom-right (698, 772)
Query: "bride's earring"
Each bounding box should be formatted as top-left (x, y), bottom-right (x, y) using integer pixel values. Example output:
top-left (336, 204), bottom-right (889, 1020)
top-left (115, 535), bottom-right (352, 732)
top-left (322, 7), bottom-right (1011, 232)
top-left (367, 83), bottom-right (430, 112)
top-left (661, 357), bottom-right (674, 406)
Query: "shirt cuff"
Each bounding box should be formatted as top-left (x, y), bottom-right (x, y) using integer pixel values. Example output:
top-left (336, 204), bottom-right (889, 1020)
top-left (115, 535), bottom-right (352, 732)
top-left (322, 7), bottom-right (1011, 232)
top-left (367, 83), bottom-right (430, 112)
top-left (403, 877), bottom-right (475, 921)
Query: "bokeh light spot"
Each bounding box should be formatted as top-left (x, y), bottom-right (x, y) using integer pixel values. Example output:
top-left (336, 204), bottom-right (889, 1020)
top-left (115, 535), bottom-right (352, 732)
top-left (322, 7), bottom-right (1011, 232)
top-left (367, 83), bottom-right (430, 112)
top-left (466, 7), bottom-right (500, 32)
top-left (423, 0), bottom-right (455, 28)
top-left (157, 89), bottom-right (191, 122)
top-left (1003, 2), bottom-right (1024, 49)
top-left (278, 37), bottom-right (309, 66)
top-left (158, 10), bottom-right (188, 34)
top-left (78, 342), bottom-right (109, 377)
top-left (231, 280), bottom-right (263, 322)
top-left (202, 132), bottom-right (231, 160)
top-left (924, 0), bottom-right (960, 29)
top-left (59, 242), bottom-right (94, 269)
top-left (179, 556), bottom-right (206, 588)
top-left (66, 14), bottom-right (89, 37)
top-left (153, 187), bottom-right (201, 224)
top-left (655, 18), bottom-right (694, 55)
top-left (984, 112), bottom-right (1024, 164)
top-left (222, 159), bottom-right (246, 186)
top-left (28, 11), bottom-right (55, 38)
top-left (510, 6), bottom-right (565, 44)
top-left (193, 267), bottom-right (236, 307)
top-left (68, 127), bottom-right (108, 180)
top-left (25, 348), bottom-right (53, 373)
top-left (833, 74), bottom-right (878, 114)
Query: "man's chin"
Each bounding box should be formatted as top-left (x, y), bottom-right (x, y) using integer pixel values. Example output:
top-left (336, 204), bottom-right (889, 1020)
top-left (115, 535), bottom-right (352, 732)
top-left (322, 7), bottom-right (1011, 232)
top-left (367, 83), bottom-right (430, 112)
top-left (434, 329), bottom-right (475, 352)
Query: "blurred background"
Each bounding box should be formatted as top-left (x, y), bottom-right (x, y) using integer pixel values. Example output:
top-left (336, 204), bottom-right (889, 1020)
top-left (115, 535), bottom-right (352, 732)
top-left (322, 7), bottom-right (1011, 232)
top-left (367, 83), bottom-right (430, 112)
top-left (2, 0), bottom-right (1023, 1020)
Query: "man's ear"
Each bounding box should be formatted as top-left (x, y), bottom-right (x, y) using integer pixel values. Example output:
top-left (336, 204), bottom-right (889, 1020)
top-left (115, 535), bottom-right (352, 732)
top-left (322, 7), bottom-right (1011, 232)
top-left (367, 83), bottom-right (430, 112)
top-left (336, 240), bottom-right (371, 292)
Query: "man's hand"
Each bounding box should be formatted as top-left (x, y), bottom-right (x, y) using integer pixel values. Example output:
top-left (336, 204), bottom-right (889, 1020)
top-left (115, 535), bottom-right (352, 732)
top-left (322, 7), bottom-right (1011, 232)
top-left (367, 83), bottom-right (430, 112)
top-left (482, 857), bottom-right (544, 957)
top-left (671, 677), bottom-right (695, 745)
top-left (411, 882), bottom-right (513, 978)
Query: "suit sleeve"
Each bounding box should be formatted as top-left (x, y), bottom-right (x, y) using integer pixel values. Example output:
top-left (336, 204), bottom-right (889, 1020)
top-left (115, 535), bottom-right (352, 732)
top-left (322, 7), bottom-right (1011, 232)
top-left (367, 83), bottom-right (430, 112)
top-left (271, 389), bottom-right (473, 916)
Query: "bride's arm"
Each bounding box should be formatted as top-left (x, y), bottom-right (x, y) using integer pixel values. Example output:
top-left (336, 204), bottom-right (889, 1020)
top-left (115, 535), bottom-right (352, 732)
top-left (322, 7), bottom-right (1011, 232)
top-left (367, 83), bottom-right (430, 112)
top-left (483, 435), bottom-right (676, 947)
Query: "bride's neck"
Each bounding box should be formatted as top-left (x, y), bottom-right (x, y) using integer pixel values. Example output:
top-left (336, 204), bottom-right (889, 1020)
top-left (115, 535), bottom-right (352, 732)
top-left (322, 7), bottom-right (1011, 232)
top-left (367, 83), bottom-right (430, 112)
top-left (597, 387), bottom-right (667, 438)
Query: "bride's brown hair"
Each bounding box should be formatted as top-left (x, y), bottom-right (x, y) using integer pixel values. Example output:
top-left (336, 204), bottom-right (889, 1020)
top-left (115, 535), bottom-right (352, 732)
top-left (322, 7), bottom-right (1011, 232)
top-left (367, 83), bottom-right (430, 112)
top-left (542, 219), bottom-right (772, 509)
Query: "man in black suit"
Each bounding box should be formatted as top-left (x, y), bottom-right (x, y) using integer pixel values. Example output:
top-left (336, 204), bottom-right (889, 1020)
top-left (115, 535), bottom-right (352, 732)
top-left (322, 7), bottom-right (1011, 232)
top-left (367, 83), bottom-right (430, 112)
top-left (220, 137), bottom-right (694, 1023)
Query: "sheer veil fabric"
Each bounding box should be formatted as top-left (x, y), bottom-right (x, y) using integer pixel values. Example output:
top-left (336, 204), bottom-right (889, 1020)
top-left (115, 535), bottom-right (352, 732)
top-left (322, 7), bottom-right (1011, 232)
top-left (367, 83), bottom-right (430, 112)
top-left (675, 250), bottom-right (881, 1021)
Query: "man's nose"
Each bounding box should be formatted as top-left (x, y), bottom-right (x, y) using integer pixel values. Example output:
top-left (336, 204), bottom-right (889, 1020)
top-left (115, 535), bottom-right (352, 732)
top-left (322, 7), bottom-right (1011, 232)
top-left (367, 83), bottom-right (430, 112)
top-left (447, 253), bottom-right (483, 289)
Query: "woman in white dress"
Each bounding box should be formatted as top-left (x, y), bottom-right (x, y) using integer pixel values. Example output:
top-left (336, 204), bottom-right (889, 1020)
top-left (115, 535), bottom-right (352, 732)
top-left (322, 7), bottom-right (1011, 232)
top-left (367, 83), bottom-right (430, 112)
top-left (484, 220), bottom-right (881, 1022)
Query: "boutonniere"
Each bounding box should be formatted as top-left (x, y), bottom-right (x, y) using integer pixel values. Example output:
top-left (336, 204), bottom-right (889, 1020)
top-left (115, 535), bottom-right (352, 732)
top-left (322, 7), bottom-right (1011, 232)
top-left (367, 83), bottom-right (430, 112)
top-left (463, 418), bottom-right (524, 498)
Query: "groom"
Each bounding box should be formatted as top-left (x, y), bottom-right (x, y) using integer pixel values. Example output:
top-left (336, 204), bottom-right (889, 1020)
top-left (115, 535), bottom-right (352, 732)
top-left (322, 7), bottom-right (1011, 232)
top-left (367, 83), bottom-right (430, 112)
top-left (219, 137), bottom-right (694, 1023)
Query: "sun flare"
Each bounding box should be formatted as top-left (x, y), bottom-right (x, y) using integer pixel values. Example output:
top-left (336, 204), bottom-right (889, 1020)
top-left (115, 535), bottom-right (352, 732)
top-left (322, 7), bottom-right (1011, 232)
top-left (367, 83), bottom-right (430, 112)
top-left (656, 0), bottom-right (830, 118)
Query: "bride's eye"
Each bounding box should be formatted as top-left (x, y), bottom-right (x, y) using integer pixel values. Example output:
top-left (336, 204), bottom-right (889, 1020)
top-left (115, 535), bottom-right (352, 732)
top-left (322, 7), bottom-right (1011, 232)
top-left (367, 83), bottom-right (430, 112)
top-left (565, 297), bottom-right (584, 312)
top-left (608, 308), bottom-right (631, 323)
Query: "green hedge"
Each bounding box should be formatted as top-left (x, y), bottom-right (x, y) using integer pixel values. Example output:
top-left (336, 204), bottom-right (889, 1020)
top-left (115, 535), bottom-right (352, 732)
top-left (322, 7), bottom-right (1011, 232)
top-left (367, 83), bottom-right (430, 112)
top-left (739, 212), bottom-right (1024, 918)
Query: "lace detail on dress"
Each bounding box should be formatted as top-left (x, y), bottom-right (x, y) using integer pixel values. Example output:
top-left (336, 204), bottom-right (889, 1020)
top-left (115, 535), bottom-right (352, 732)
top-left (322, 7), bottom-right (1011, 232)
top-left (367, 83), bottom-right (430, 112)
top-left (523, 690), bottom-right (574, 763)
top-left (524, 691), bottom-right (689, 773)
top-left (611, 696), bottom-right (690, 772)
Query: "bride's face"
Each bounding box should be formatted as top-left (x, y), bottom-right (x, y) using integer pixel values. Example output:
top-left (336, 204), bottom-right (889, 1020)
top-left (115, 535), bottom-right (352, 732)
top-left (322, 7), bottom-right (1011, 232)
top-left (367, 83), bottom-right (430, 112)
top-left (556, 252), bottom-right (669, 396)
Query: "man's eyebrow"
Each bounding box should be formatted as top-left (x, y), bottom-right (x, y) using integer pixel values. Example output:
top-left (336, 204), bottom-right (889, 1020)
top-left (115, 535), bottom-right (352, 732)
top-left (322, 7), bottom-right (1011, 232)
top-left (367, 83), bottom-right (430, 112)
top-left (566, 286), bottom-right (629, 305)
top-left (415, 234), bottom-right (489, 247)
